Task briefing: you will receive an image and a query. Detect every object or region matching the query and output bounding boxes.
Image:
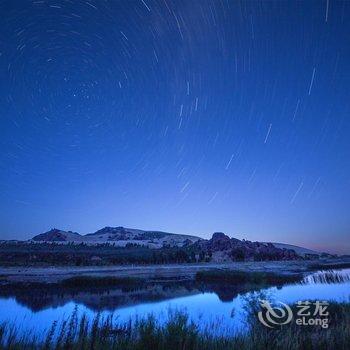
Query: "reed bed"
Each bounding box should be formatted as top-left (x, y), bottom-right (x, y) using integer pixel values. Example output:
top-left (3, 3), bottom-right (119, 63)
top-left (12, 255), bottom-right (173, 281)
top-left (0, 302), bottom-right (349, 350)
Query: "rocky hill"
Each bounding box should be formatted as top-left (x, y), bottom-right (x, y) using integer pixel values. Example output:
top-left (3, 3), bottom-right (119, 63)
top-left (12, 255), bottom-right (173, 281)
top-left (31, 227), bottom-right (201, 248)
top-left (193, 232), bottom-right (300, 262)
top-left (31, 228), bottom-right (325, 261)
top-left (31, 229), bottom-right (84, 242)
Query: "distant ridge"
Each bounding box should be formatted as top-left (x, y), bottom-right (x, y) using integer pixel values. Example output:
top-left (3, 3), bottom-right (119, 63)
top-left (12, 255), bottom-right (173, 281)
top-left (31, 226), bottom-right (201, 248)
top-left (29, 227), bottom-right (331, 258)
top-left (267, 242), bottom-right (323, 257)
top-left (31, 229), bottom-right (84, 242)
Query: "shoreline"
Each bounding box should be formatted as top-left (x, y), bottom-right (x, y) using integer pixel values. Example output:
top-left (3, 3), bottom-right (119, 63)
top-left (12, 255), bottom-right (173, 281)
top-left (1, 258), bottom-right (349, 285)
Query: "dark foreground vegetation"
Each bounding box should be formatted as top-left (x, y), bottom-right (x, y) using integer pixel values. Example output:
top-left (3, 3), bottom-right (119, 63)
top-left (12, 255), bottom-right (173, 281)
top-left (0, 235), bottom-right (308, 266)
top-left (61, 270), bottom-right (303, 289)
top-left (0, 241), bottom-right (199, 266)
top-left (0, 302), bottom-right (348, 350)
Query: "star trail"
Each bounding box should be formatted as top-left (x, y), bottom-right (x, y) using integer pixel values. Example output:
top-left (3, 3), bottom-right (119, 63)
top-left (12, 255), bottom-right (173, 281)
top-left (0, 0), bottom-right (349, 254)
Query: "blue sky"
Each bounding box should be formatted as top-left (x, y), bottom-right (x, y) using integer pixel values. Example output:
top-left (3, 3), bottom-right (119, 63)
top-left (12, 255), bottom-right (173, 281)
top-left (0, 0), bottom-right (349, 254)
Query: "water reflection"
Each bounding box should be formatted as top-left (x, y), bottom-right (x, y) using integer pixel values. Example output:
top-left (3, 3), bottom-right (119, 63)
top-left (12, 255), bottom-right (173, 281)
top-left (0, 280), bottom-right (285, 312)
top-left (0, 269), bottom-right (349, 337)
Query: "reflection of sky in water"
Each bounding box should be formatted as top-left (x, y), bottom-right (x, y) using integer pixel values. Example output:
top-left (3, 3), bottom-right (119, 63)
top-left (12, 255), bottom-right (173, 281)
top-left (0, 270), bottom-right (349, 338)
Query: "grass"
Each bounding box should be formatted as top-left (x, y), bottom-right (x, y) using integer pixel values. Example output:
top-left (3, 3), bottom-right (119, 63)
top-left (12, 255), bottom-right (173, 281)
top-left (302, 270), bottom-right (350, 284)
top-left (0, 301), bottom-right (349, 349)
top-left (195, 269), bottom-right (301, 285)
top-left (309, 262), bottom-right (350, 271)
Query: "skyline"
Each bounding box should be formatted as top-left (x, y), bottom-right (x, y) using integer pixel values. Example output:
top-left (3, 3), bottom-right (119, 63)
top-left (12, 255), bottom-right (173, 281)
top-left (1, 0), bottom-right (350, 255)
top-left (20, 224), bottom-right (346, 256)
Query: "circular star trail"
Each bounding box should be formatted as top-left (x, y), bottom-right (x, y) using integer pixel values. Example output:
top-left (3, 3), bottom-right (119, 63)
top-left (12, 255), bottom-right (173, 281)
top-left (0, 0), bottom-right (349, 254)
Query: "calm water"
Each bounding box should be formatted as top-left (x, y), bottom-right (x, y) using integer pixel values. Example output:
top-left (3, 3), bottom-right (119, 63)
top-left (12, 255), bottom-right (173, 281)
top-left (0, 269), bottom-right (349, 337)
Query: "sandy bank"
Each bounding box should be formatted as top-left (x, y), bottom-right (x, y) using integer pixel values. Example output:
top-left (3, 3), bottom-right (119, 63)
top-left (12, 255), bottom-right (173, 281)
top-left (1, 258), bottom-right (349, 284)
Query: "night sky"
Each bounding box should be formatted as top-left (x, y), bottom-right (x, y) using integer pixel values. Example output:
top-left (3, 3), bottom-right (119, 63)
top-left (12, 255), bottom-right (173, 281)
top-left (0, 1), bottom-right (349, 254)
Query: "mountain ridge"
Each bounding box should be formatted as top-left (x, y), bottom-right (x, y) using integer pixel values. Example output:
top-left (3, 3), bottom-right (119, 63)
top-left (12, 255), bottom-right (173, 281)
top-left (31, 227), bottom-right (201, 248)
top-left (30, 227), bottom-right (327, 258)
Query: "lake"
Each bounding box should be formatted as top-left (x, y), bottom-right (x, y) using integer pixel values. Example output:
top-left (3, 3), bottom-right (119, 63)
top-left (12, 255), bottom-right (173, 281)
top-left (0, 268), bottom-right (349, 338)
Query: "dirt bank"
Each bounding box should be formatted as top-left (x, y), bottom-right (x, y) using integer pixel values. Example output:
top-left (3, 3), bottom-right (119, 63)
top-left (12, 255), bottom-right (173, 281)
top-left (1, 258), bottom-right (349, 284)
